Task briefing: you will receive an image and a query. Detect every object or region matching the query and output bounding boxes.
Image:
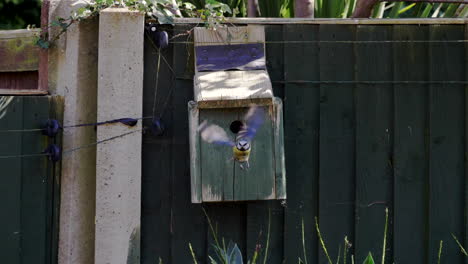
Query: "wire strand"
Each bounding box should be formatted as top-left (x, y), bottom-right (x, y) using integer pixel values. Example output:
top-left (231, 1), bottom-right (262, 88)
top-left (0, 128), bottom-right (146, 159)
top-left (62, 128), bottom-right (145, 155)
top-left (171, 39), bottom-right (468, 45)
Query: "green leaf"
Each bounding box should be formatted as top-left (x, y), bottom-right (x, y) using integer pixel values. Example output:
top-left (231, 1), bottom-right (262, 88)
top-left (152, 6), bottom-right (174, 24)
top-left (419, 4), bottom-right (433, 18)
top-left (35, 38), bottom-right (50, 49)
top-left (362, 252), bottom-right (375, 264)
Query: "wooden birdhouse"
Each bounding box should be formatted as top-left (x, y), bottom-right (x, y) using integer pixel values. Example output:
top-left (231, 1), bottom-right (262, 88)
top-left (188, 26), bottom-right (286, 203)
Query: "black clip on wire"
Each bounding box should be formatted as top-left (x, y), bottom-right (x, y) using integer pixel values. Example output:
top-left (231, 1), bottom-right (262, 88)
top-left (43, 144), bottom-right (61, 162)
top-left (145, 23), bottom-right (169, 49)
top-left (151, 118), bottom-right (165, 136)
top-left (42, 119), bottom-right (61, 137)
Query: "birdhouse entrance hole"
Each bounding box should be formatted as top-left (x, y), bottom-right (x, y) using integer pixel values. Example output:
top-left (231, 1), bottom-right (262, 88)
top-left (230, 120), bottom-right (244, 134)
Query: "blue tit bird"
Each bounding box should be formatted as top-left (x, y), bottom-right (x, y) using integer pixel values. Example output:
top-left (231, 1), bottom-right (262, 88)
top-left (198, 106), bottom-right (265, 169)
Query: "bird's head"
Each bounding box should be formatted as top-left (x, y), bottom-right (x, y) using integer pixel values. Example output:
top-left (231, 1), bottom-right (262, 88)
top-left (236, 139), bottom-right (251, 151)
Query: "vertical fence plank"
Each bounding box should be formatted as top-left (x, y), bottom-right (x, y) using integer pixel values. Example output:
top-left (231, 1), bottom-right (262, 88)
top-left (428, 24), bottom-right (466, 264)
top-left (0, 97), bottom-right (23, 263)
top-left (318, 24), bottom-right (356, 263)
top-left (465, 23), bottom-right (468, 264)
top-left (393, 25), bottom-right (429, 264)
top-left (354, 25), bottom-right (393, 263)
top-left (171, 24), bottom-right (207, 264)
top-left (245, 25), bottom-right (285, 264)
top-left (205, 204), bottom-right (246, 261)
top-left (141, 32), bottom-right (174, 264)
top-left (283, 24), bottom-right (320, 264)
top-left (21, 97), bottom-right (50, 264)
top-left (48, 96), bottom-right (63, 264)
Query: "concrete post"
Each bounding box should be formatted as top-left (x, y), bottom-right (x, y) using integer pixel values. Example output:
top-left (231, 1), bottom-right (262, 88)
top-left (95, 8), bottom-right (144, 264)
top-left (47, 1), bottom-right (98, 264)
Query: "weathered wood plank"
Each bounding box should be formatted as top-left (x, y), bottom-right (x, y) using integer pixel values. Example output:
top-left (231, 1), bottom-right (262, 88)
top-left (427, 24), bottom-right (465, 264)
top-left (176, 17), bottom-right (468, 25)
top-left (0, 71), bottom-right (39, 92)
top-left (0, 96), bottom-right (23, 263)
top-left (199, 108), bottom-right (237, 202)
top-left (194, 70), bottom-right (273, 102)
top-left (195, 43), bottom-right (265, 71)
top-left (194, 25), bottom-right (264, 46)
top-left (393, 25), bottom-right (429, 264)
top-left (234, 105), bottom-right (275, 201)
top-left (318, 24), bottom-right (356, 263)
top-left (197, 98), bottom-right (273, 109)
top-left (188, 101), bottom-right (202, 203)
top-left (20, 97), bottom-right (51, 264)
top-left (465, 23), bottom-right (468, 264)
top-left (0, 29), bottom-right (40, 72)
top-left (171, 24), bottom-right (207, 264)
top-left (283, 24), bottom-right (320, 264)
top-left (141, 35), bottom-right (175, 263)
top-left (354, 25), bottom-right (393, 263)
top-left (273, 97), bottom-right (285, 199)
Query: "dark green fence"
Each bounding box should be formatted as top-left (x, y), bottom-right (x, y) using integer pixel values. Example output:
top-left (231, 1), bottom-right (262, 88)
top-left (0, 96), bottom-right (62, 264)
top-left (142, 22), bottom-right (468, 264)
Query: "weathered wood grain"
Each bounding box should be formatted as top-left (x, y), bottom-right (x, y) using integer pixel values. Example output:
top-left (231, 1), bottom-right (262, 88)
top-left (354, 25), bottom-right (393, 263)
top-left (199, 108), bottom-right (237, 202)
top-left (0, 29), bottom-right (40, 72)
top-left (273, 97), bottom-right (285, 199)
top-left (234, 105), bottom-right (275, 201)
top-left (194, 25), bottom-right (265, 46)
top-left (393, 25), bottom-right (429, 264)
top-left (194, 70), bottom-right (273, 102)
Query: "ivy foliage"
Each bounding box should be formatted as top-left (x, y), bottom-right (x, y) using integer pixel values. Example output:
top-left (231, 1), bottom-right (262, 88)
top-left (37, 0), bottom-right (233, 48)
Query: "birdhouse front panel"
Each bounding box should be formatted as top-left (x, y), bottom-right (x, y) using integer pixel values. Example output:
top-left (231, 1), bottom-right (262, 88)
top-left (188, 99), bottom-right (285, 203)
top-left (199, 106), bottom-right (275, 201)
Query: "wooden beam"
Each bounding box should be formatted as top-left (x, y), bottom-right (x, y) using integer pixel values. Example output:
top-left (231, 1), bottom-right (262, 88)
top-left (0, 29), bottom-right (40, 72)
top-left (174, 17), bottom-right (468, 24)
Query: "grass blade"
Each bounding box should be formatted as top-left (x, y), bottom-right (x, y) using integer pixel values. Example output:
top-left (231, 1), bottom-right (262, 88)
top-left (437, 240), bottom-right (443, 264)
top-left (189, 243), bottom-right (199, 264)
top-left (451, 233), bottom-right (468, 256)
top-left (381, 208), bottom-right (388, 264)
top-left (315, 217), bottom-right (333, 264)
top-left (262, 208), bottom-right (271, 264)
top-left (301, 219), bottom-right (309, 264)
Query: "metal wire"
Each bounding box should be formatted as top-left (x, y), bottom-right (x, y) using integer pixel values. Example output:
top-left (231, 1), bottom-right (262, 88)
top-left (0, 128), bottom-right (146, 159)
top-left (0, 153), bottom-right (49, 159)
top-left (171, 39), bottom-right (468, 44)
top-left (62, 128), bottom-right (145, 155)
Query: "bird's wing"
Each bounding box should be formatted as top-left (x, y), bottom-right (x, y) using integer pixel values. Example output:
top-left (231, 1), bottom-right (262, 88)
top-left (198, 120), bottom-right (235, 147)
top-left (238, 105), bottom-right (265, 141)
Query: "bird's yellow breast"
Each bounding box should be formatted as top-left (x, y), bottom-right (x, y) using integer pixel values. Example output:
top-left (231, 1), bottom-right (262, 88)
top-left (233, 146), bottom-right (251, 162)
